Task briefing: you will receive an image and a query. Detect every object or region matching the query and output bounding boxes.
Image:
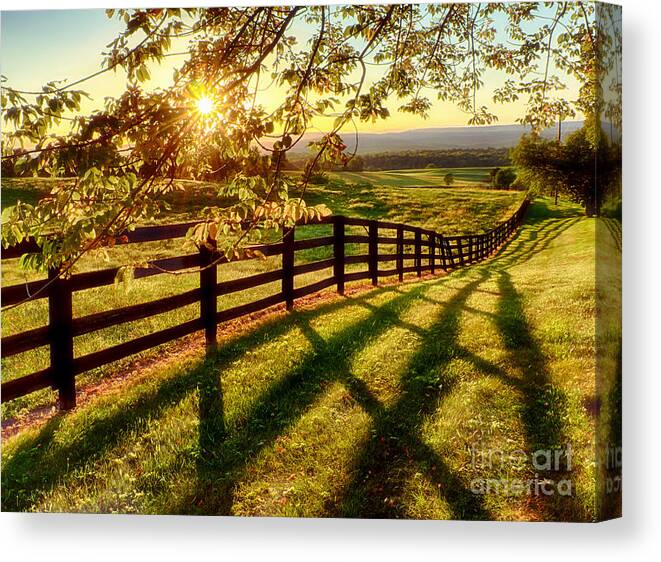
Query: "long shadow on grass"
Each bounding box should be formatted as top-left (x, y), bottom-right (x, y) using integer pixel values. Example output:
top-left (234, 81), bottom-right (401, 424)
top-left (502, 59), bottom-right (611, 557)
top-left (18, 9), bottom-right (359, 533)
top-left (414, 206), bottom-right (580, 318)
top-left (0, 293), bottom-right (376, 512)
top-left (327, 202), bottom-right (582, 519)
top-left (1, 198), bottom-right (582, 515)
top-left (495, 271), bottom-right (570, 450)
top-left (180, 283), bottom-right (441, 515)
top-left (184, 199), bottom-right (581, 518)
top-left (491, 212), bottom-right (581, 270)
top-left (490, 270), bottom-right (573, 520)
top-left (328, 271), bottom-right (491, 519)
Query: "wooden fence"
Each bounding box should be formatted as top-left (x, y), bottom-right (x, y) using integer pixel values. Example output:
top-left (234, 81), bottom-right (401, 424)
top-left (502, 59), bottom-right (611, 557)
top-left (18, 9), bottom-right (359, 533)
top-left (1, 198), bottom-right (530, 409)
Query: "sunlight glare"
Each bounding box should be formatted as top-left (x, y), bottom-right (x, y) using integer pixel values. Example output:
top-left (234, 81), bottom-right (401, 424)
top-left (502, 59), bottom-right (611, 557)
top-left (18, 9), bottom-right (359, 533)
top-left (197, 96), bottom-right (214, 115)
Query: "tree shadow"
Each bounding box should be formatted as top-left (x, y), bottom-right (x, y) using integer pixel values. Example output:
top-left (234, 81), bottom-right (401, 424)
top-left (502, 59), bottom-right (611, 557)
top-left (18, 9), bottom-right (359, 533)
top-left (324, 202), bottom-right (581, 520)
top-left (174, 283), bottom-right (438, 514)
top-left (3, 198), bottom-right (585, 519)
top-left (327, 272), bottom-right (491, 519)
top-left (495, 271), bottom-right (569, 448)
top-left (489, 270), bottom-right (573, 520)
top-left (490, 215), bottom-right (581, 270)
top-left (1, 292), bottom-right (372, 512)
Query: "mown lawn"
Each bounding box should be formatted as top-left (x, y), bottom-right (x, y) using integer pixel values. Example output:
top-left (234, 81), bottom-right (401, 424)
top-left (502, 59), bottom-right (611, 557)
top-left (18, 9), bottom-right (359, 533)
top-left (1, 177), bottom-right (523, 418)
top-left (330, 166), bottom-right (494, 188)
top-left (2, 199), bottom-right (615, 521)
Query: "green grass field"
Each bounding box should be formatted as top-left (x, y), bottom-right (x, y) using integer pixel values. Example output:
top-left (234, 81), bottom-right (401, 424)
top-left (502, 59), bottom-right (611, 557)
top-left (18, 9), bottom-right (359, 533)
top-left (2, 198), bottom-right (616, 520)
top-left (331, 166), bottom-right (494, 188)
top-left (1, 175), bottom-right (524, 419)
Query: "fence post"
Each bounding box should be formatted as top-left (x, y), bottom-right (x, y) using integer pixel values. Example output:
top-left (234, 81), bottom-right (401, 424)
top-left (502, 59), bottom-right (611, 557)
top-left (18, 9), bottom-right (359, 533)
top-left (397, 226), bottom-right (404, 282)
top-left (48, 266), bottom-right (75, 410)
top-left (333, 215), bottom-right (345, 295)
top-left (282, 226), bottom-right (295, 310)
top-left (368, 220), bottom-right (378, 286)
top-left (438, 235), bottom-right (447, 270)
top-left (448, 237), bottom-right (455, 268)
top-left (199, 240), bottom-right (217, 350)
top-left (429, 232), bottom-right (435, 274)
top-left (415, 229), bottom-right (422, 277)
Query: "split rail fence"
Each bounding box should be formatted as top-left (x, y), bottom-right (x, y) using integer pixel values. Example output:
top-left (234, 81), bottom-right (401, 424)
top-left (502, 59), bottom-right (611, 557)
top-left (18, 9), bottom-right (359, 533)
top-left (1, 198), bottom-right (530, 409)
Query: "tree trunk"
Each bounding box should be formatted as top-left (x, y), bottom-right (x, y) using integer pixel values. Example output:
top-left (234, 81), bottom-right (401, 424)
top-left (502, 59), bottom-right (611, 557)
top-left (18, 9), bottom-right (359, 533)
top-left (585, 198), bottom-right (597, 217)
top-left (557, 119), bottom-right (562, 142)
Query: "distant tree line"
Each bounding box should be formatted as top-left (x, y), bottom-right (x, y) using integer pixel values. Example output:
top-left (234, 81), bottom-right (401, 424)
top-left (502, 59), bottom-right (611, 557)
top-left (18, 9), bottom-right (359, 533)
top-left (289, 147), bottom-right (509, 172)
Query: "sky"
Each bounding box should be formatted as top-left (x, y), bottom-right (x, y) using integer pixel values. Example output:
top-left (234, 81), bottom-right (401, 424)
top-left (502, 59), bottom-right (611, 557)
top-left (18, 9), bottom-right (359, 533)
top-left (0, 7), bottom-right (582, 134)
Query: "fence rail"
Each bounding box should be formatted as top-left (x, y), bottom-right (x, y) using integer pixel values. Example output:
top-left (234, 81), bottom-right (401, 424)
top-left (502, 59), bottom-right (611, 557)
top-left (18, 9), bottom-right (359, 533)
top-left (1, 198), bottom-right (530, 409)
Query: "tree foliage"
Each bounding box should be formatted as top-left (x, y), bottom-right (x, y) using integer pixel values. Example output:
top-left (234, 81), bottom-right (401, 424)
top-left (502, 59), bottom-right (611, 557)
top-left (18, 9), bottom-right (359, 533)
top-left (493, 167), bottom-right (517, 189)
top-left (511, 128), bottom-right (619, 215)
top-left (510, 2), bottom-right (621, 216)
top-left (0, 3), bottom-right (621, 280)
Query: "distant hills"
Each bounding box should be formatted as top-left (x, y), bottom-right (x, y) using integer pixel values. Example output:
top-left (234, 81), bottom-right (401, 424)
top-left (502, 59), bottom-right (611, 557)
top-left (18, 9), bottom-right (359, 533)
top-left (283, 121), bottom-right (583, 155)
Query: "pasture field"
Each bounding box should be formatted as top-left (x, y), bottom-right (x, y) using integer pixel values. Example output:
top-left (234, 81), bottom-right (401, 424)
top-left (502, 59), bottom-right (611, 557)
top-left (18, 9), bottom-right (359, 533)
top-left (1, 199), bottom-right (613, 520)
top-left (1, 176), bottom-right (524, 419)
top-left (330, 166), bottom-right (494, 188)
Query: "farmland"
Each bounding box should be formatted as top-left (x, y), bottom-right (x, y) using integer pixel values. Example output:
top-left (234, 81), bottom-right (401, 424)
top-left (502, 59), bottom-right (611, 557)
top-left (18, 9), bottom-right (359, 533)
top-left (1, 174), bottom-right (524, 419)
top-left (330, 166), bottom-right (494, 188)
top-left (1, 198), bottom-right (609, 520)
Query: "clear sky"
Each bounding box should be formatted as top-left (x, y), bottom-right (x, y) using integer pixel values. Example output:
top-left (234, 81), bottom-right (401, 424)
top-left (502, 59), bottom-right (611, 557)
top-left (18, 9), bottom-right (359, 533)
top-left (1, 7), bottom-right (582, 133)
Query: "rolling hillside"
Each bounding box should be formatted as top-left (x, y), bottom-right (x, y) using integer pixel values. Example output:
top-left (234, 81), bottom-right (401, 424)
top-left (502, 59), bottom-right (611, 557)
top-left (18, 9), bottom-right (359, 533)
top-left (278, 122), bottom-right (584, 154)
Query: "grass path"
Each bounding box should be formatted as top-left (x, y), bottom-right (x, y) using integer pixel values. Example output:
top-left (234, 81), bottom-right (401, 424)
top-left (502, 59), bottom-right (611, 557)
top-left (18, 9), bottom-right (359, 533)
top-left (2, 199), bottom-right (602, 520)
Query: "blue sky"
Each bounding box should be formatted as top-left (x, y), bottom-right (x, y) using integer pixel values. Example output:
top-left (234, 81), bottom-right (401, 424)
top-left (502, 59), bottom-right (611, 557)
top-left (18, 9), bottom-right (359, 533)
top-left (1, 7), bottom-right (582, 132)
top-left (2, 10), bottom-right (124, 91)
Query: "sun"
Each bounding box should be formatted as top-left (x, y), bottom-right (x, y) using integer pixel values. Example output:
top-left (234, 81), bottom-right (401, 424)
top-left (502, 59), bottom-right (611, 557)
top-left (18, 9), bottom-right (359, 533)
top-left (196, 96), bottom-right (214, 115)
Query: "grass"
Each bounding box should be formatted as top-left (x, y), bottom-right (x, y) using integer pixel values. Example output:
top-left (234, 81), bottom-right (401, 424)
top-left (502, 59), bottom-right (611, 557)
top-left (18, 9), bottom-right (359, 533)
top-left (330, 167), bottom-right (494, 188)
top-left (1, 198), bottom-right (615, 521)
top-left (1, 175), bottom-right (523, 418)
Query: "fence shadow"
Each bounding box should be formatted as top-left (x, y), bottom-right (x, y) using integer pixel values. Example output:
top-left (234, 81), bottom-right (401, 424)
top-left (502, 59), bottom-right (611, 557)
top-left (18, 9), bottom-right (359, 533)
top-left (3, 198), bottom-right (586, 519)
top-left (177, 283), bottom-right (439, 514)
top-left (1, 292), bottom-right (374, 511)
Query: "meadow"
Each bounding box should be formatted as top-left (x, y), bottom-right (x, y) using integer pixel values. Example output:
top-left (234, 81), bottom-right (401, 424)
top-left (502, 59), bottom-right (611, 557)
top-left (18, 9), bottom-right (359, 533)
top-left (1, 173), bottom-right (523, 419)
top-left (330, 166), bottom-right (494, 188)
top-left (1, 198), bottom-right (610, 520)
top-left (0, 2), bottom-right (622, 526)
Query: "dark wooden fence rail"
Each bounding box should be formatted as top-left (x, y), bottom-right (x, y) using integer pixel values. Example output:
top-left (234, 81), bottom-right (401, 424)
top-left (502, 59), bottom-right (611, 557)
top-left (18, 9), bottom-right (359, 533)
top-left (1, 198), bottom-right (530, 409)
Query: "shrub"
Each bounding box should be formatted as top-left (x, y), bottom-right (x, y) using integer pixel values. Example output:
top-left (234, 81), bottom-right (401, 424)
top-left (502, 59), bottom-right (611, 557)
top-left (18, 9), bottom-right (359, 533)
top-left (494, 167), bottom-right (517, 189)
top-left (309, 171), bottom-right (329, 185)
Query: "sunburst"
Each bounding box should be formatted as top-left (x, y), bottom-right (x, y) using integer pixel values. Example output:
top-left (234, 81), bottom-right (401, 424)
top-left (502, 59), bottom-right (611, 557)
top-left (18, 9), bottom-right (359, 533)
top-left (196, 96), bottom-right (214, 115)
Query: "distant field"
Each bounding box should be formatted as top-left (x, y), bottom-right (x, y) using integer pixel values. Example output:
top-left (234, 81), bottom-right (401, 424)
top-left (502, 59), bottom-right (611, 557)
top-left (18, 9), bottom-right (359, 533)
top-left (1, 176), bottom-right (524, 418)
top-left (331, 167), bottom-right (494, 188)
